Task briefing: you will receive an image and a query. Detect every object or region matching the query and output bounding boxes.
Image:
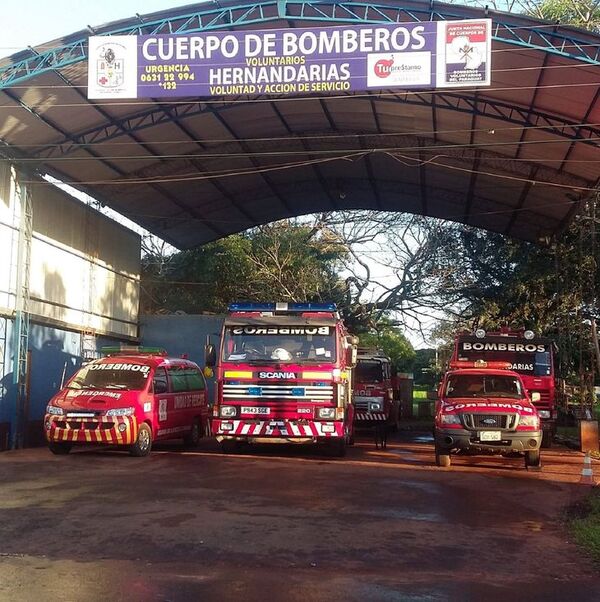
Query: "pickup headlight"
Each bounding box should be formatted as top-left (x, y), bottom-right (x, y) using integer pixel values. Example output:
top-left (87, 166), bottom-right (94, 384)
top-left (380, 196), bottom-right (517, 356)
top-left (441, 414), bottom-right (461, 425)
top-left (368, 401), bottom-right (383, 412)
top-left (519, 415), bottom-right (540, 428)
top-left (220, 405), bottom-right (237, 418)
top-left (106, 407), bottom-right (135, 417)
top-left (538, 410), bottom-right (551, 419)
top-left (318, 407), bottom-right (336, 419)
top-left (46, 405), bottom-right (63, 416)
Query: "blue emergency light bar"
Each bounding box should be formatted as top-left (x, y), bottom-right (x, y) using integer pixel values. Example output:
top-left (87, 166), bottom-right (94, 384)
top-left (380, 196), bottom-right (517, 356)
top-left (228, 302), bottom-right (337, 312)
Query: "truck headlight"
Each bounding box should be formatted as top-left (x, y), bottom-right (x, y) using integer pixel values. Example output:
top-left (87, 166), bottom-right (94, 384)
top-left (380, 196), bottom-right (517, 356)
top-left (46, 405), bottom-right (64, 416)
top-left (519, 415), bottom-right (540, 428)
top-left (369, 401), bottom-right (383, 412)
top-left (318, 407), bottom-right (336, 419)
top-left (441, 414), bottom-right (461, 425)
top-left (220, 406), bottom-right (237, 418)
top-left (106, 407), bottom-right (135, 417)
top-left (538, 410), bottom-right (550, 419)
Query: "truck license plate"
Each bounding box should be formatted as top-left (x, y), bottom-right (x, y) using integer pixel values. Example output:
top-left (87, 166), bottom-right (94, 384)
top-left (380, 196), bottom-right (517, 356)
top-left (480, 431), bottom-right (501, 441)
top-left (241, 406), bottom-right (270, 415)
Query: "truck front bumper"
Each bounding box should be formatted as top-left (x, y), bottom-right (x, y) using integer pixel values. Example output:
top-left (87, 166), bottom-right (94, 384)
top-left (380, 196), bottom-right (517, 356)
top-left (212, 418), bottom-right (345, 442)
top-left (435, 428), bottom-right (542, 454)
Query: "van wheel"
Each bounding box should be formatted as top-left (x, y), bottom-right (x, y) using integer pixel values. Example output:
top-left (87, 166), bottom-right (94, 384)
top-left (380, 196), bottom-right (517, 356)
top-left (48, 442), bottom-right (71, 455)
top-left (129, 423), bottom-right (152, 457)
top-left (525, 450), bottom-right (541, 468)
top-left (183, 419), bottom-right (201, 448)
top-left (435, 445), bottom-right (451, 467)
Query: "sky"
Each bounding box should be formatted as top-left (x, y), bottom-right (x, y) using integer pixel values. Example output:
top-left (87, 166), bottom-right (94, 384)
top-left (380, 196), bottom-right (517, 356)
top-left (2, 0), bottom-right (198, 58)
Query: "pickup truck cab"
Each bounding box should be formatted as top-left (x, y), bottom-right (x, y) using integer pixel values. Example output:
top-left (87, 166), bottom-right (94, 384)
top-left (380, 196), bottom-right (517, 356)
top-left (434, 360), bottom-right (542, 468)
top-left (44, 346), bottom-right (210, 457)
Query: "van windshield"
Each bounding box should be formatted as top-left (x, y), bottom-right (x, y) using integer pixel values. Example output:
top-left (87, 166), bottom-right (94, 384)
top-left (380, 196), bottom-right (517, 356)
top-left (445, 374), bottom-right (523, 399)
top-left (222, 326), bottom-right (336, 363)
top-left (67, 363), bottom-right (151, 391)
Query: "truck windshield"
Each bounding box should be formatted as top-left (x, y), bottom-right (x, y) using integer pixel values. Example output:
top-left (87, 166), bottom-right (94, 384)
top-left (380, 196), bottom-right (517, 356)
top-left (222, 326), bottom-right (336, 363)
top-left (67, 364), bottom-right (150, 391)
top-left (445, 374), bottom-right (523, 399)
top-left (355, 360), bottom-right (385, 383)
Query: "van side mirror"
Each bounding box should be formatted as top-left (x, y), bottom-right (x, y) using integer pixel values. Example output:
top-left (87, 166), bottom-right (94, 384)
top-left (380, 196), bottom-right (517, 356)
top-left (154, 380), bottom-right (168, 394)
top-left (205, 343), bottom-right (216, 367)
top-left (531, 391), bottom-right (541, 403)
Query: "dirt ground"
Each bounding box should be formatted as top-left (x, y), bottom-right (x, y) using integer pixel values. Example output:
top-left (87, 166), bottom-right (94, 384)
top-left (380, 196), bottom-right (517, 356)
top-left (0, 432), bottom-right (599, 602)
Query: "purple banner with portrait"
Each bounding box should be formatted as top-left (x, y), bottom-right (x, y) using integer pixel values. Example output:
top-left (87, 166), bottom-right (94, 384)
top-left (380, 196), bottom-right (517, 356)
top-left (87, 20), bottom-right (491, 99)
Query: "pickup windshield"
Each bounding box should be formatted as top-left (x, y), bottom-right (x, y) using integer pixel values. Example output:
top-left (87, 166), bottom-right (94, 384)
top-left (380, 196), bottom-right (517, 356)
top-left (67, 364), bottom-right (150, 391)
top-left (445, 374), bottom-right (523, 399)
top-left (222, 326), bottom-right (336, 363)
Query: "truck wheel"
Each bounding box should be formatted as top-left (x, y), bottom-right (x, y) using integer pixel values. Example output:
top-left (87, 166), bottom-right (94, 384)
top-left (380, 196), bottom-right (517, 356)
top-left (129, 423), bottom-right (152, 457)
top-left (541, 430), bottom-right (553, 448)
top-left (329, 437), bottom-right (346, 457)
top-left (435, 445), bottom-right (451, 467)
top-left (525, 450), bottom-right (541, 468)
top-left (183, 418), bottom-right (201, 448)
top-left (220, 440), bottom-right (241, 454)
top-left (48, 442), bottom-right (72, 455)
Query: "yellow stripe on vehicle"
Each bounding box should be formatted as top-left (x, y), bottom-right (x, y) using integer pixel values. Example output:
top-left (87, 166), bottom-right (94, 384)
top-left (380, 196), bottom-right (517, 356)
top-left (224, 370), bottom-right (253, 379)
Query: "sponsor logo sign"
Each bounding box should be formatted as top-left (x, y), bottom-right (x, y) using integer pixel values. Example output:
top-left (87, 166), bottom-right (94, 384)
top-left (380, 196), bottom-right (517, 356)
top-left (88, 20), bottom-right (490, 99)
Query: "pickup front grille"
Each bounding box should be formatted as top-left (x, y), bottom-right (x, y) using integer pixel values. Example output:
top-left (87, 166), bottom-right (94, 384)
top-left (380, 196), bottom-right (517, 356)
top-left (462, 414), bottom-right (517, 429)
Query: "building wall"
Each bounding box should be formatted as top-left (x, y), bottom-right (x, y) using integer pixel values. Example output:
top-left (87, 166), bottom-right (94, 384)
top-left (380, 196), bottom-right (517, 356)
top-left (0, 165), bottom-right (143, 449)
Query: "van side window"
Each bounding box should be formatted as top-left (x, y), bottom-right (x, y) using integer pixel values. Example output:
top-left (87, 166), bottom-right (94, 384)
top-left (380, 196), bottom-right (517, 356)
top-left (186, 367), bottom-right (206, 391)
top-left (168, 366), bottom-right (189, 392)
top-left (153, 367), bottom-right (169, 394)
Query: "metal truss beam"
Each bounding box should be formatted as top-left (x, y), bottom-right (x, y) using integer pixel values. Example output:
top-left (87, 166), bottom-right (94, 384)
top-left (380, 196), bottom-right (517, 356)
top-left (2, 0), bottom-right (600, 90)
top-left (33, 91), bottom-right (600, 162)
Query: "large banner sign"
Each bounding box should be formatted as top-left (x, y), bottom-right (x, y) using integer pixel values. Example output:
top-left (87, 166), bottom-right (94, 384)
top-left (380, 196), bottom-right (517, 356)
top-left (87, 20), bottom-right (491, 99)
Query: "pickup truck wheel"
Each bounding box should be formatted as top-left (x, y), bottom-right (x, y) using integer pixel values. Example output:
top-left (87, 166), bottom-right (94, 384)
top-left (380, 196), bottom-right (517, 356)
top-left (525, 450), bottom-right (541, 467)
top-left (129, 423), bottom-right (152, 457)
top-left (541, 430), bottom-right (553, 448)
top-left (48, 442), bottom-right (72, 455)
top-left (435, 445), bottom-right (451, 467)
top-left (183, 418), bottom-right (201, 448)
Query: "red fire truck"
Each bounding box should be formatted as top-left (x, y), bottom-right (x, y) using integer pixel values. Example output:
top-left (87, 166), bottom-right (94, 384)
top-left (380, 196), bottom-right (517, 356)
top-left (352, 348), bottom-right (399, 430)
top-left (434, 360), bottom-right (542, 468)
top-left (206, 302), bottom-right (357, 456)
top-left (452, 329), bottom-right (556, 447)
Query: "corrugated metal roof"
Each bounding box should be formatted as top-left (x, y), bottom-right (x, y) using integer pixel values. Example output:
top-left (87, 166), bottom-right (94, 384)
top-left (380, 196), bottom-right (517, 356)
top-left (1, 0), bottom-right (599, 248)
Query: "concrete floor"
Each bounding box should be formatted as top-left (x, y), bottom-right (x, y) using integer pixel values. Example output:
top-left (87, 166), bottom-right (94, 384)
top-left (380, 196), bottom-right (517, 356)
top-left (0, 432), bottom-right (598, 601)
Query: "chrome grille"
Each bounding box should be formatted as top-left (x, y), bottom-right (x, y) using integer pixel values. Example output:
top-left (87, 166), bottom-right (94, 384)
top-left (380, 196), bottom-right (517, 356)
top-left (462, 414), bottom-right (517, 429)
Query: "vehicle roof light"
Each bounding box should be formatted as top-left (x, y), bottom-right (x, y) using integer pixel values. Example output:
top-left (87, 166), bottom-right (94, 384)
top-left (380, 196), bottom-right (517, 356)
top-left (524, 330), bottom-right (535, 340)
top-left (449, 360), bottom-right (512, 370)
top-left (101, 345), bottom-right (167, 356)
top-left (228, 302), bottom-right (337, 313)
top-left (474, 329), bottom-right (486, 339)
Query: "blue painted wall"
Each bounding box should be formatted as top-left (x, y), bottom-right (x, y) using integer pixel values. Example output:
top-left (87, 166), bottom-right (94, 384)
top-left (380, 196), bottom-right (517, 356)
top-left (140, 314), bottom-right (224, 404)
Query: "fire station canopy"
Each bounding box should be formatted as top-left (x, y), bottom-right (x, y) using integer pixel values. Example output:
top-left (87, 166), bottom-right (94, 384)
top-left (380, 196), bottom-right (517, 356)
top-left (1, 0), bottom-right (599, 248)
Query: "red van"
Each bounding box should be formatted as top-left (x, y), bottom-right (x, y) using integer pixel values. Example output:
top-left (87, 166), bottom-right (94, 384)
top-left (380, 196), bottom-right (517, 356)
top-left (44, 347), bottom-right (210, 456)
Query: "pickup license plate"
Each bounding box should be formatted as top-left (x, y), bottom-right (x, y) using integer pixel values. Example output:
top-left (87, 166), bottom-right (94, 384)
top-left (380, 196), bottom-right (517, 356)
top-left (480, 431), bottom-right (501, 441)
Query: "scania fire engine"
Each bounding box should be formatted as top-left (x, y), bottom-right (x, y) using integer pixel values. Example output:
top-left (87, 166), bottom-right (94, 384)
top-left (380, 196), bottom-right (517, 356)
top-left (353, 348), bottom-right (399, 430)
top-left (206, 303), bottom-right (357, 455)
top-left (434, 360), bottom-right (542, 468)
top-left (452, 329), bottom-right (556, 447)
